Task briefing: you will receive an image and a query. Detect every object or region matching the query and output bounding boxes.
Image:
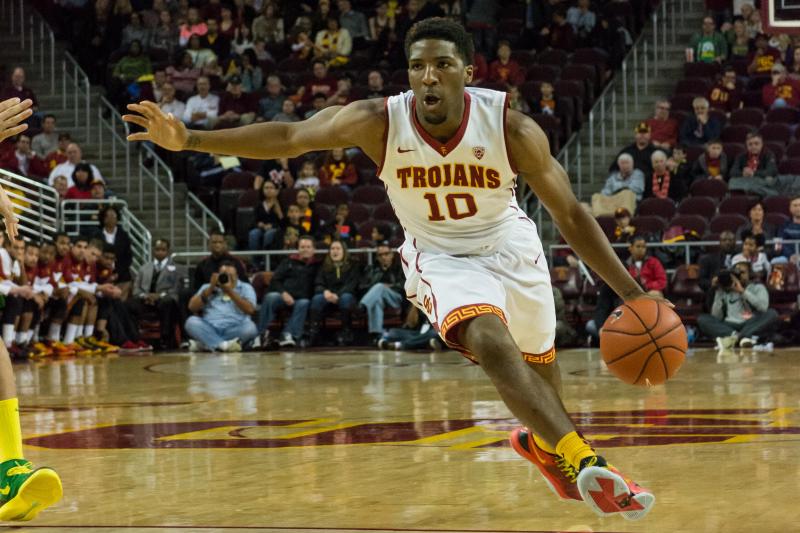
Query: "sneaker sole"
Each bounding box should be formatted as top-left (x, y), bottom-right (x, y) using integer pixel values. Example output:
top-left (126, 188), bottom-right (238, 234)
top-left (0, 468), bottom-right (63, 521)
top-left (576, 466), bottom-right (655, 521)
top-left (508, 429), bottom-right (581, 502)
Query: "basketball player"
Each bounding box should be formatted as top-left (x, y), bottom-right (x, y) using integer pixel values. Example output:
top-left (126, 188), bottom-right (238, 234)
top-left (124, 19), bottom-right (657, 520)
top-left (0, 96), bottom-right (63, 521)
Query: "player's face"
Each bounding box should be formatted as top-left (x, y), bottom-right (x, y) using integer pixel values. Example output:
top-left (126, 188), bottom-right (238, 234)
top-left (39, 244), bottom-right (54, 264)
top-left (11, 240), bottom-right (25, 261)
top-left (790, 199), bottom-right (800, 218)
top-left (72, 241), bottom-right (86, 261)
top-left (408, 40), bottom-right (473, 126)
top-left (153, 240), bottom-right (170, 261)
top-left (24, 246), bottom-right (38, 266)
top-left (56, 236), bottom-right (71, 257)
top-left (86, 246), bottom-right (100, 264)
top-left (629, 240), bottom-right (647, 260)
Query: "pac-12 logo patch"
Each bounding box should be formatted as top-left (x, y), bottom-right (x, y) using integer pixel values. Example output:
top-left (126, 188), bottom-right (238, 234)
top-left (472, 146), bottom-right (485, 160)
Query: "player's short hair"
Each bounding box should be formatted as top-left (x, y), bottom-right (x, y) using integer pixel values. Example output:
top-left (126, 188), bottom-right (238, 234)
top-left (209, 228), bottom-right (225, 239)
top-left (155, 238), bottom-right (171, 249)
top-left (628, 234), bottom-right (647, 245)
top-left (73, 236), bottom-right (88, 246)
top-left (404, 17), bottom-right (474, 65)
top-left (88, 238), bottom-right (105, 250)
top-left (25, 241), bottom-right (40, 249)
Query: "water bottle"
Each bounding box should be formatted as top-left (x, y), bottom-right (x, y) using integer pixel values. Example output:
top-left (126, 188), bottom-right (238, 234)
top-left (686, 326), bottom-right (697, 344)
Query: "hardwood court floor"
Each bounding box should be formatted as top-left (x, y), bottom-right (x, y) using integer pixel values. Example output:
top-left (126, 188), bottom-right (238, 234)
top-left (6, 346), bottom-right (800, 533)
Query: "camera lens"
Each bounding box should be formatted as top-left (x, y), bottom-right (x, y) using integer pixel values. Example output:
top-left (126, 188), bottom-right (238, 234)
top-left (218, 273), bottom-right (229, 285)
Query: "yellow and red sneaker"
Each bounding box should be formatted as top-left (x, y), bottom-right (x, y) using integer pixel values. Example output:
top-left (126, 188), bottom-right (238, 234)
top-left (90, 338), bottom-right (119, 353)
top-left (31, 342), bottom-right (54, 357)
top-left (49, 341), bottom-right (75, 357)
top-left (76, 338), bottom-right (104, 356)
top-left (509, 428), bottom-right (582, 501)
top-left (576, 455), bottom-right (655, 521)
top-left (65, 342), bottom-right (93, 357)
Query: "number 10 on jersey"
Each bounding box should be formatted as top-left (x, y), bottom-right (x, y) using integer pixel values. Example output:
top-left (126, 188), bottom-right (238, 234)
top-left (423, 193), bottom-right (478, 221)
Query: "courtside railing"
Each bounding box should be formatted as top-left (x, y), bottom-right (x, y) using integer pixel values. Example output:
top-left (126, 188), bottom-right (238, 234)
top-left (185, 191), bottom-right (225, 245)
top-left (60, 199), bottom-right (152, 270)
top-left (172, 247), bottom-right (381, 273)
top-left (0, 168), bottom-right (58, 242)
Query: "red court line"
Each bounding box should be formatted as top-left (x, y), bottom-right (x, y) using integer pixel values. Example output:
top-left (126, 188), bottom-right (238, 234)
top-left (0, 526), bottom-right (632, 533)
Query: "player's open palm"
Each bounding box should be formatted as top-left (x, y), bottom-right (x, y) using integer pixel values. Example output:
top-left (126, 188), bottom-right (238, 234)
top-left (0, 97), bottom-right (32, 143)
top-left (123, 101), bottom-right (188, 152)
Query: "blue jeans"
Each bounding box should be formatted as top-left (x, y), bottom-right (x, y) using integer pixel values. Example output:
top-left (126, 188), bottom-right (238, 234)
top-left (309, 292), bottom-right (355, 327)
top-left (384, 326), bottom-right (439, 350)
top-left (258, 292), bottom-right (310, 338)
top-left (248, 227), bottom-right (279, 250)
top-left (184, 316), bottom-right (258, 350)
top-left (359, 283), bottom-right (403, 333)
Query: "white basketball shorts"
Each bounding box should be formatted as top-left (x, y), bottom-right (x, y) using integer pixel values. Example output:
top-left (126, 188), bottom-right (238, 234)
top-left (399, 218), bottom-right (557, 364)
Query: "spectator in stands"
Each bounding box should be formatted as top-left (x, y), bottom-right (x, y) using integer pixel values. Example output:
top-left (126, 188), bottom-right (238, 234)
top-left (249, 180), bottom-right (284, 253)
top-left (32, 115), bottom-right (59, 158)
top-left (371, 223), bottom-right (394, 244)
top-left (290, 30), bottom-right (315, 61)
top-left (667, 144), bottom-right (693, 185)
top-left (566, 0), bottom-right (596, 46)
top-left (64, 163), bottom-right (94, 200)
top-left (307, 240), bottom-right (361, 345)
top-left (44, 133), bottom-right (71, 171)
top-left (532, 81), bottom-right (557, 116)
top-left (0, 67), bottom-right (39, 127)
top-left (612, 123), bottom-right (656, 176)
top-left (231, 24), bottom-right (255, 56)
top-left (305, 93), bottom-right (329, 119)
top-left (294, 159), bottom-right (321, 191)
top-left (140, 69), bottom-right (167, 103)
top-left (691, 139), bottom-right (728, 181)
top-left (369, 2), bottom-right (394, 42)
top-left (688, 16), bottom-right (728, 63)
top-left (93, 205), bottom-right (133, 297)
top-left (709, 65), bottom-right (743, 114)
top-left (0, 134), bottom-right (48, 180)
top-left (737, 201), bottom-right (777, 242)
top-left (121, 11), bottom-right (150, 50)
top-left (193, 229), bottom-right (247, 290)
top-left (256, 157), bottom-right (294, 189)
top-left (612, 207), bottom-right (636, 244)
top-left (360, 241), bottom-right (405, 343)
top-left (697, 260), bottom-right (779, 349)
top-left (777, 195), bottom-right (800, 263)
top-left (295, 189), bottom-right (318, 235)
top-left (539, 7), bottom-right (575, 51)
top-left (258, 75), bottom-right (287, 122)
top-left (128, 239), bottom-right (182, 350)
top-left (338, 0), bottom-right (369, 49)
top-left (645, 100), bottom-right (679, 150)
top-left (590, 15), bottom-right (630, 69)
top-left (699, 230), bottom-right (737, 294)
top-left (187, 34), bottom-right (217, 69)
top-left (319, 148), bottom-right (358, 190)
top-left (49, 143), bottom-right (103, 187)
top-left (252, 3), bottom-right (284, 43)
top-left (258, 235), bottom-right (319, 348)
top-left (587, 235), bottom-right (667, 339)
top-left (762, 63), bottom-right (800, 108)
top-left (596, 153), bottom-right (645, 216)
top-left (297, 61), bottom-right (339, 107)
top-left (729, 133), bottom-right (778, 194)
top-left (679, 97), bottom-right (722, 147)
top-left (321, 204), bottom-right (358, 246)
top-left (272, 99), bottom-right (300, 123)
top-left (236, 50), bottom-right (263, 93)
top-left (314, 17), bottom-right (353, 67)
top-left (182, 76), bottom-right (220, 129)
top-left (748, 33), bottom-right (781, 75)
top-left (158, 82), bottom-right (186, 118)
top-left (311, 0), bottom-right (335, 34)
top-left (219, 6), bottom-right (238, 41)
top-left (725, 16), bottom-right (751, 59)
top-left (378, 307), bottom-right (441, 351)
top-left (488, 41), bottom-right (524, 87)
top-left (732, 231), bottom-right (772, 278)
top-left (202, 18), bottom-right (231, 60)
top-left (149, 8), bottom-right (179, 59)
top-left (325, 75), bottom-right (355, 107)
top-left (789, 47), bottom-right (800, 80)
top-left (91, 179), bottom-right (109, 201)
top-left (508, 85), bottom-right (531, 114)
top-left (646, 149), bottom-right (686, 201)
top-left (166, 52), bottom-right (202, 96)
top-left (186, 261), bottom-right (257, 352)
top-left (179, 7), bottom-right (208, 47)
top-left (52, 176), bottom-right (68, 200)
top-left (110, 40), bottom-right (153, 108)
top-left (215, 76), bottom-right (256, 128)
top-left (366, 71), bottom-right (386, 98)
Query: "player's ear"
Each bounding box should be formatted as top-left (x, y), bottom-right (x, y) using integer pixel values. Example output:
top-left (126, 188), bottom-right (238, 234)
top-left (464, 64), bottom-right (474, 85)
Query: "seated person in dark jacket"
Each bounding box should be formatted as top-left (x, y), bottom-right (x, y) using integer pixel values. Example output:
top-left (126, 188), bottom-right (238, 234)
top-left (93, 205), bottom-right (134, 299)
top-left (378, 306), bottom-right (441, 351)
top-left (729, 133), bottom-right (778, 181)
top-left (359, 242), bottom-right (405, 342)
top-left (257, 235), bottom-right (318, 347)
top-left (679, 97), bottom-right (722, 146)
top-left (307, 240), bottom-right (362, 346)
top-left (698, 230), bottom-right (737, 310)
top-left (690, 140), bottom-right (728, 182)
top-left (193, 229), bottom-right (248, 291)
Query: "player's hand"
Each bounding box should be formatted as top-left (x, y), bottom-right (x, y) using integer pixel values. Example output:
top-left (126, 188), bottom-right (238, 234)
top-left (0, 98), bottom-right (32, 143)
top-left (209, 273), bottom-right (219, 288)
top-left (624, 289), bottom-right (675, 309)
top-left (123, 101), bottom-right (189, 151)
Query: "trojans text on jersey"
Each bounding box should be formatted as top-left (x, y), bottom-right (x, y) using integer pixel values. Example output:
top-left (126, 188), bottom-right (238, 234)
top-left (395, 163), bottom-right (501, 189)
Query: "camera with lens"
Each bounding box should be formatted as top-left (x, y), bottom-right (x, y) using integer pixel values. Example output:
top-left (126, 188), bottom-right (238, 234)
top-left (717, 269), bottom-right (737, 290)
top-left (217, 273), bottom-right (230, 285)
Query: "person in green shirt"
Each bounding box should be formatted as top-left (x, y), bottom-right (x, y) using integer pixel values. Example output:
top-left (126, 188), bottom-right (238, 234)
top-left (688, 16), bottom-right (728, 63)
top-left (110, 40), bottom-right (154, 111)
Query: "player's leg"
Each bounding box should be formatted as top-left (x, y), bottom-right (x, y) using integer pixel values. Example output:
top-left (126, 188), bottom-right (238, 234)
top-left (0, 340), bottom-right (62, 521)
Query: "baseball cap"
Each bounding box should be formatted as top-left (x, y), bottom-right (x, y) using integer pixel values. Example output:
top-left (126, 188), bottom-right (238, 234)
top-left (614, 207), bottom-right (631, 218)
top-left (634, 122), bottom-right (651, 134)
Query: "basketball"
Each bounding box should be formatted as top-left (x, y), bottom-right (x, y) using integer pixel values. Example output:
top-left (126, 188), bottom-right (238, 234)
top-left (599, 299), bottom-right (687, 386)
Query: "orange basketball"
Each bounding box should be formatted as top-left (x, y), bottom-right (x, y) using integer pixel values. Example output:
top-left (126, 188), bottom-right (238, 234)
top-left (599, 299), bottom-right (687, 386)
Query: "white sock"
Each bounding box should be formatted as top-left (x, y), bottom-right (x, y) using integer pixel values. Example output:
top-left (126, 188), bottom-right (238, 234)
top-left (84, 325), bottom-right (94, 338)
top-left (75, 326), bottom-right (84, 339)
top-left (33, 325), bottom-right (41, 342)
top-left (2, 325), bottom-right (15, 346)
top-left (26, 330), bottom-right (34, 344)
top-left (15, 332), bottom-right (26, 345)
top-left (63, 324), bottom-right (79, 345)
top-left (48, 323), bottom-right (61, 342)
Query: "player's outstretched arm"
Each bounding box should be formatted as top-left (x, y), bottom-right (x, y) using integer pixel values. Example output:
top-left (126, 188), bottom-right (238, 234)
top-left (122, 99), bottom-right (385, 159)
top-left (507, 110), bottom-right (646, 302)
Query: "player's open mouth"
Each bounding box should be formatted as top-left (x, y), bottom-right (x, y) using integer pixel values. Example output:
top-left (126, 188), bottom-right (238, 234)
top-left (423, 94), bottom-right (441, 108)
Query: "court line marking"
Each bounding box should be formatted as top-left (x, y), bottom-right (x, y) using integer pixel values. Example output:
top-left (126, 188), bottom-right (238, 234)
top-left (0, 526), bottom-right (633, 533)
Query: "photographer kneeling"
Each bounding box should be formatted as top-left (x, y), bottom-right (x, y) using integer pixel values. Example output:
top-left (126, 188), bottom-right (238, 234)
top-left (697, 261), bottom-right (779, 349)
top-left (185, 261), bottom-right (258, 352)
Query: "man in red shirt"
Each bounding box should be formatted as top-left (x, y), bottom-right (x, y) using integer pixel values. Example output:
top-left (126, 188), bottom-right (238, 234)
top-left (644, 100), bottom-right (678, 150)
top-left (762, 63), bottom-right (800, 109)
top-left (708, 66), bottom-right (742, 114)
top-left (295, 61), bottom-right (338, 105)
top-left (0, 134), bottom-right (48, 180)
top-left (488, 41), bottom-right (524, 87)
top-left (215, 76), bottom-right (256, 128)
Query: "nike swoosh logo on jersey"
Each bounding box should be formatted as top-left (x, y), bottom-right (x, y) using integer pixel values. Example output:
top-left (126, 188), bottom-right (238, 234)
top-left (397, 147), bottom-right (415, 153)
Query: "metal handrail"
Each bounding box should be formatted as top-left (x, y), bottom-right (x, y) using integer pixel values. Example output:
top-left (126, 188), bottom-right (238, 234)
top-left (172, 246), bottom-right (381, 273)
top-left (59, 199), bottom-right (153, 270)
top-left (0, 168), bottom-right (59, 243)
top-left (62, 52), bottom-right (91, 134)
top-left (184, 191), bottom-right (225, 247)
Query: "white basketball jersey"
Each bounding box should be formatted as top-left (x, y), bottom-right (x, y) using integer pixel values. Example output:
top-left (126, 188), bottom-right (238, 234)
top-left (378, 87), bottom-right (525, 256)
